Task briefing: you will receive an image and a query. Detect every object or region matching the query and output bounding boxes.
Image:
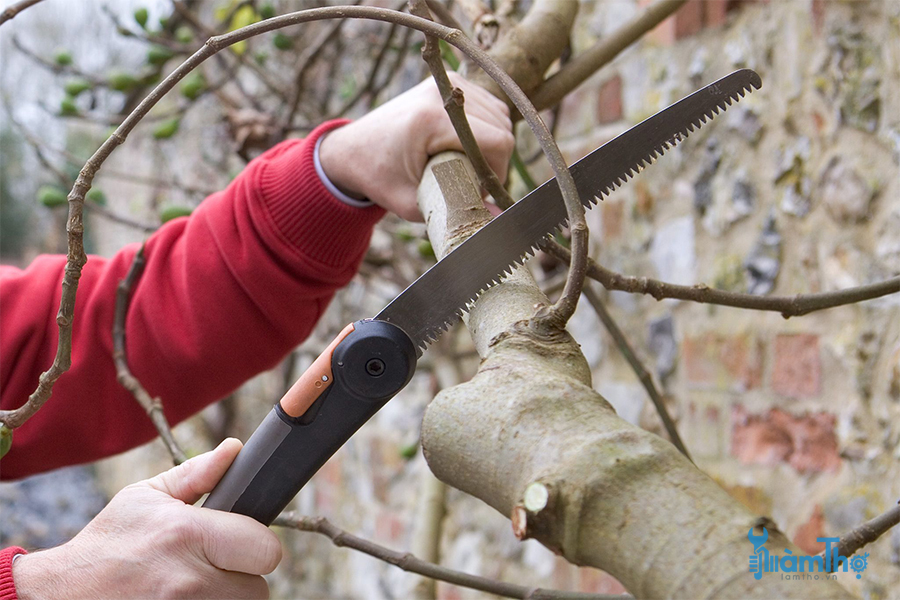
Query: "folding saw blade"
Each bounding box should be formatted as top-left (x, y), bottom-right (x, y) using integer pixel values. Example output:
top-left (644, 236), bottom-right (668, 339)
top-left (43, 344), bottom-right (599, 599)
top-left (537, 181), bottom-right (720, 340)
top-left (377, 69), bottom-right (762, 354)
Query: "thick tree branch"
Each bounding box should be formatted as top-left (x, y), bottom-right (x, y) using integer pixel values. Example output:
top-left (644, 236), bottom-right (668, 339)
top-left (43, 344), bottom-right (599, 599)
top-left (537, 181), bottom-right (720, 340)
top-left (416, 154), bottom-right (850, 598)
top-left (113, 247), bottom-right (187, 465)
top-left (530, 0), bottom-right (688, 112)
top-left (0, 0), bottom-right (44, 26)
top-left (582, 284), bottom-right (691, 461)
top-left (273, 512), bottom-right (623, 600)
top-left (544, 242), bottom-right (900, 317)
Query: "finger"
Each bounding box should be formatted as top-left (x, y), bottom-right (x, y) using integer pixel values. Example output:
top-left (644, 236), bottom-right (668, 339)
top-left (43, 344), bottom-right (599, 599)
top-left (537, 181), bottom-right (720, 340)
top-left (166, 570), bottom-right (270, 600)
top-left (192, 508), bottom-right (283, 575)
top-left (147, 438), bottom-right (243, 504)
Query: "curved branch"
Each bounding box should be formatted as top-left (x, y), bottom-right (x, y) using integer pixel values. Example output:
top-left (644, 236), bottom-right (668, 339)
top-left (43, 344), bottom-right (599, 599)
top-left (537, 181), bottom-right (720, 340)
top-left (1, 4), bottom-right (585, 430)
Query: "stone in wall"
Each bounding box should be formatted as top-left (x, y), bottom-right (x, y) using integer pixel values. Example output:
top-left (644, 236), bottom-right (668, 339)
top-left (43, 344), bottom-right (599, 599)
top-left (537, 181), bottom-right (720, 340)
top-left (744, 212), bottom-right (781, 295)
top-left (820, 157), bottom-right (876, 224)
top-left (648, 314), bottom-right (677, 383)
top-left (775, 137), bottom-right (812, 218)
top-left (650, 216), bottom-right (695, 285)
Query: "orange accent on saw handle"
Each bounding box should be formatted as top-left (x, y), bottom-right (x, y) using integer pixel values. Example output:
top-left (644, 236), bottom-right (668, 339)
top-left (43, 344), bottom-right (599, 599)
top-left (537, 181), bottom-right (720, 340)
top-left (279, 323), bottom-right (355, 418)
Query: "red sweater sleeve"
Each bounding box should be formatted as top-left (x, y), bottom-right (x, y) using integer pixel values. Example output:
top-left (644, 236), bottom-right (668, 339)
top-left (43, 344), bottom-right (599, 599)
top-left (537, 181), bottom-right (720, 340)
top-left (0, 121), bottom-right (385, 480)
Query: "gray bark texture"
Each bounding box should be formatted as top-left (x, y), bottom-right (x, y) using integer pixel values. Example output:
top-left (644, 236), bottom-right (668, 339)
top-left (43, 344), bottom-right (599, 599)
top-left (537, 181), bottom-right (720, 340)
top-left (415, 154), bottom-right (851, 598)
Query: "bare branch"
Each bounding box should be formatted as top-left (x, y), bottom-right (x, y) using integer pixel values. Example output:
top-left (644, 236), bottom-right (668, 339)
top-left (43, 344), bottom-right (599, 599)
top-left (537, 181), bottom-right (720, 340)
top-left (0, 0), bottom-right (44, 26)
top-left (530, 0), bottom-right (688, 112)
top-left (543, 242), bottom-right (900, 317)
top-left (272, 512), bottom-right (627, 600)
top-left (819, 501), bottom-right (900, 569)
top-left (113, 247), bottom-right (187, 465)
top-left (582, 284), bottom-right (691, 461)
top-left (408, 0), bottom-right (515, 210)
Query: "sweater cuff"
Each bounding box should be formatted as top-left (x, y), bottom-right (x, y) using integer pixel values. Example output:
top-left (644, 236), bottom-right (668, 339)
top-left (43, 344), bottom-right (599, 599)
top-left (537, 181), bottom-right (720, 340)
top-left (258, 120), bottom-right (386, 268)
top-left (0, 547), bottom-right (25, 600)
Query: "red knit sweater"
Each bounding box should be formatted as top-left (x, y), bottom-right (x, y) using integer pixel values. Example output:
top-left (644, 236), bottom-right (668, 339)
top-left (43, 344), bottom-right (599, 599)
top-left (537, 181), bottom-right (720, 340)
top-left (0, 121), bottom-right (384, 598)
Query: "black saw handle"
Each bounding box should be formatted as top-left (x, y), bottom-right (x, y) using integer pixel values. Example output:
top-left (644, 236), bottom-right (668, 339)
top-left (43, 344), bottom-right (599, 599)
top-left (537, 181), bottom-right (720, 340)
top-left (203, 319), bottom-right (417, 525)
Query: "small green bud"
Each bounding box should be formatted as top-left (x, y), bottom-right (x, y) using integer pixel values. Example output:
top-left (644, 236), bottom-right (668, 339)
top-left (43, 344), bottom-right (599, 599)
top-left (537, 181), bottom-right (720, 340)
top-left (146, 45), bottom-right (174, 66)
top-left (179, 72), bottom-right (206, 100)
top-left (64, 78), bottom-right (92, 97)
top-left (59, 96), bottom-right (79, 116)
top-left (398, 442), bottom-right (418, 460)
top-left (152, 118), bottom-right (180, 140)
top-left (86, 188), bottom-right (107, 206)
top-left (0, 425), bottom-right (12, 459)
top-left (258, 3), bottom-right (276, 19)
top-left (159, 205), bottom-right (193, 223)
top-left (54, 50), bottom-right (73, 66)
top-left (134, 7), bottom-right (149, 28)
top-left (38, 185), bottom-right (68, 208)
top-left (273, 33), bottom-right (293, 51)
top-left (417, 239), bottom-right (435, 259)
top-left (175, 25), bottom-right (193, 44)
top-left (395, 228), bottom-right (416, 242)
top-left (108, 71), bottom-right (139, 92)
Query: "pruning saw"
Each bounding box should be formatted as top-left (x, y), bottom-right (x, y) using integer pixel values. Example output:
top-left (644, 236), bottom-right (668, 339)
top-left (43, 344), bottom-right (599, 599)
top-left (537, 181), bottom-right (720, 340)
top-left (204, 69), bottom-right (762, 524)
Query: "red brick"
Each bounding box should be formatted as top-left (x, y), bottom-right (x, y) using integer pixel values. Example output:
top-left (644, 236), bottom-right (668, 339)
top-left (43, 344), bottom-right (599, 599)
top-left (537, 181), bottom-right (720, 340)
top-left (811, 0), bottom-right (826, 35)
top-left (705, 0), bottom-right (729, 28)
top-left (578, 568), bottom-right (628, 595)
top-left (771, 334), bottom-right (821, 398)
top-left (601, 200), bottom-right (625, 241)
top-left (731, 406), bottom-right (841, 473)
top-left (596, 75), bottom-right (623, 124)
top-left (374, 508), bottom-right (406, 545)
top-left (683, 333), bottom-right (763, 391)
top-left (674, 0), bottom-right (704, 40)
top-left (793, 505), bottom-right (827, 555)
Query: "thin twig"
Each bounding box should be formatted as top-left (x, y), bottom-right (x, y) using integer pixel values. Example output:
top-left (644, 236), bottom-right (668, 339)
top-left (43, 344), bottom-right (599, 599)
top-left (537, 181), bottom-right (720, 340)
top-left (582, 285), bottom-right (691, 461)
top-left (273, 512), bottom-right (627, 600)
top-left (543, 243), bottom-right (900, 318)
top-left (0, 0), bottom-right (44, 26)
top-left (530, 0), bottom-right (688, 111)
top-left (409, 0), bottom-right (514, 209)
top-left (818, 501), bottom-right (900, 569)
top-left (112, 246), bottom-right (187, 465)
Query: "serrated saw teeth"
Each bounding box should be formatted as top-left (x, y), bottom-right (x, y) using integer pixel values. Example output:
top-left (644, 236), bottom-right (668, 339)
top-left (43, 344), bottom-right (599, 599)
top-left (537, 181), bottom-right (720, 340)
top-left (377, 69), bottom-right (761, 353)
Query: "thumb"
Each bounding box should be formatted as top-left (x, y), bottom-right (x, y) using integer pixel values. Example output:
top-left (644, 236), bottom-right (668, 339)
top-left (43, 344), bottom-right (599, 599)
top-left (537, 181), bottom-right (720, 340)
top-left (146, 438), bottom-right (243, 504)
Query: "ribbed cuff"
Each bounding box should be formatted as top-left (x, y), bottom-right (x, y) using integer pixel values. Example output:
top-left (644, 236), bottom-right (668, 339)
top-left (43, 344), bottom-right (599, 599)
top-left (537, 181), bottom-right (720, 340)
top-left (258, 120), bottom-right (385, 268)
top-left (0, 547), bottom-right (25, 600)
